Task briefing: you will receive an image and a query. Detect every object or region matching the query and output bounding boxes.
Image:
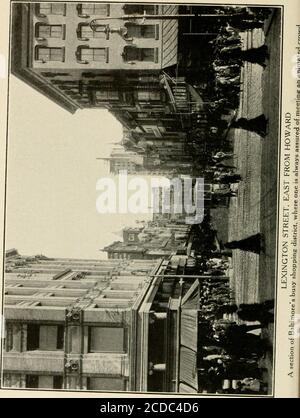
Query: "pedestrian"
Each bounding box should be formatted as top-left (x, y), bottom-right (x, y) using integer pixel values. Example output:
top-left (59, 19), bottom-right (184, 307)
top-left (219, 44), bottom-right (269, 67)
top-left (230, 114), bottom-right (268, 137)
top-left (236, 378), bottom-right (267, 394)
top-left (231, 20), bottom-right (264, 31)
top-left (203, 354), bottom-right (231, 362)
top-left (212, 151), bottom-right (235, 162)
top-left (216, 75), bottom-right (241, 86)
top-left (219, 44), bottom-right (242, 55)
top-left (214, 162), bottom-right (237, 169)
top-left (215, 303), bottom-right (238, 315)
top-left (215, 173), bottom-right (242, 184)
top-left (222, 359), bottom-right (264, 380)
top-left (224, 233), bottom-right (264, 254)
top-left (237, 300), bottom-right (275, 324)
top-left (202, 345), bottom-right (225, 355)
top-left (215, 67), bottom-right (240, 78)
top-left (212, 189), bottom-right (237, 198)
top-left (214, 324), bottom-right (268, 357)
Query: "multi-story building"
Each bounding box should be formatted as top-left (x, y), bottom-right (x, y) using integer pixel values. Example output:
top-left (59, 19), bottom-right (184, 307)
top-left (103, 222), bottom-right (192, 260)
top-left (3, 248), bottom-right (216, 394)
top-left (2, 249), bottom-right (165, 391)
top-left (11, 2), bottom-right (209, 135)
top-left (99, 146), bottom-right (144, 174)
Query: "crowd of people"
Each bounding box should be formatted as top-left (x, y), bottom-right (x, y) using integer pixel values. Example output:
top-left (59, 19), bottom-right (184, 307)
top-left (188, 7), bottom-right (275, 395)
top-left (190, 216), bottom-right (274, 395)
top-left (196, 268), bottom-right (274, 394)
top-left (188, 7), bottom-right (274, 209)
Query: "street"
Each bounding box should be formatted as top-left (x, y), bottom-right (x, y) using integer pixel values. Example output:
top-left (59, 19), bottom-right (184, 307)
top-left (226, 10), bottom-right (281, 391)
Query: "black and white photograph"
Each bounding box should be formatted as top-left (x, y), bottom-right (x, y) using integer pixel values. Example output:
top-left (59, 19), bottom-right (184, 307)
top-left (0, 1), bottom-right (287, 396)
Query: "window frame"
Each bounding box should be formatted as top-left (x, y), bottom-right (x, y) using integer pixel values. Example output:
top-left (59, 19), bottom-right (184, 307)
top-left (125, 23), bottom-right (159, 40)
top-left (137, 90), bottom-right (161, 102)
top-left (122, 5), bottom-right (157, 15)
top-left (94, 90), bottom-right (120, 103)
top-left (128, 234), bottom-right (136, 242)
top-left (77, 3), bottom-right (110, 18)
top-left (26, 324), bottom-right (65, 351)
top-left (35, 23), bottom-right (66, 40)
top-left (86, 376), bottom-right (126, 391)
top-left (76, 46), bottom-right (109, 64)
top-left (36, 3), bottom-right (66, 17)
top-left (35, 46), bottom-right (66, 63)
top-left (87, 326), bottom-right (127, 354)
top-left (122, 46), bottom-right (159, 63)
top-left (77, 23), bottom-right (109, 41)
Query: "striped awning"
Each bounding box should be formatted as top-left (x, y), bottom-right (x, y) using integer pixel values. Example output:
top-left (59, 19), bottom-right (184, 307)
top-left (178, 280), bottom-right (200, 392)
top-left (161, 5), bottom-right (179, 68)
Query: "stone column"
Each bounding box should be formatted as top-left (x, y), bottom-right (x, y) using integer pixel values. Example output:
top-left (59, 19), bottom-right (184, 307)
top-left (5, 323), bottom-right (13, 352)
top-left (12, 324), bottom-right (21, 352)
top-left (21, 324), bottom-right (27, 352)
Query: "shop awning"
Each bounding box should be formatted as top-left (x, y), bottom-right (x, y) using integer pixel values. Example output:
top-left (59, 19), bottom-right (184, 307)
top-left (178, 280), bottom-right (200, 392)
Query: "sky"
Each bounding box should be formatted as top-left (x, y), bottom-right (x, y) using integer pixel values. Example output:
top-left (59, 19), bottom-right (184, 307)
top-left (5, 76), bottom-right (151, 259)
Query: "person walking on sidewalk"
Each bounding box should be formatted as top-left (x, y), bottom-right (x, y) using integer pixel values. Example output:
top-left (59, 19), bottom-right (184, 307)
top-left (230, 114), bottom-right (268, 137)
top-left (224, 233), bottom-right (264, 254)
top-left (219, 44), bottom-right (269, 68)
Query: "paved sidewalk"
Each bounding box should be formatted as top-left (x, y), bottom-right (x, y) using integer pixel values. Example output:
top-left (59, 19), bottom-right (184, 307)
top-left (226, 10), bottom-right (282, 393)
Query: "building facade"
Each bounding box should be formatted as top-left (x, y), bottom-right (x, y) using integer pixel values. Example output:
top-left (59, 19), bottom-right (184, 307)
top-left (3, 248), bottom-right (222, 394)
top-left (12, 2), bottom-right (209, 138)
top-left (3, 250), bottom-right (166, 391)
top-left (103, 222), bottom-right (192, 260)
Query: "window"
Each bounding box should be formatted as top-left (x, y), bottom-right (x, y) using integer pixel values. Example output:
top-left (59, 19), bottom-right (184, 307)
top-left (123, 47), bottom-right (158, 63)
top-left (56, 325), bottom-right (64, 349)
top-left (78, 3), bottom-right (110, 17)
top-left (53, 375), bottom-right (63, 390)
top-left (36, 24), bottom-right (65, 39)
top-left (36, 47), bottom-right (65, 63)
top-left (38, 3), bottom-right (66, 16)
top-left (137, 112), bottom-right (148, 119)
top-left (87, 377), bottom-right (124, 391)
top-left (26, 375), bottom-right (63, 389)
top-left (78, 24), bottom-right (109, 40)
top-left (77, 47), bottom-right (108, 63)
top-left (27, 324), bottom-right (64, 351)
top-left (138, 75), bottom-right (159, 83)
top-left (123, 5), bottom-right (156, 15)
top-left (27, 324), bottom-right (40, 351)
top-left (95, 91), bottom-right (119, 102)
top-left (26, 375), bottom-right (39, 388)
top-left (88, 327), bottom-right (125, 353)
top-left (126, 24), bottom-right (157, 39)
top-left (128, 234), bottom-right (136, 241)
top-left (137, 91), bottom-right (161, 101)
